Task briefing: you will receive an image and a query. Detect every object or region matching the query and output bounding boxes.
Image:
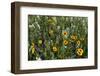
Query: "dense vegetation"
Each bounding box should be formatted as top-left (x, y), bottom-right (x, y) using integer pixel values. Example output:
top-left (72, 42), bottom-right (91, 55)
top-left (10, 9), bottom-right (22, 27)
top-left (28, 15), bottom-right (88, 60)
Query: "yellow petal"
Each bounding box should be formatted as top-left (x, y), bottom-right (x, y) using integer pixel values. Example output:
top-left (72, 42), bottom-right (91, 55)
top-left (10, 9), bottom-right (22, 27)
top-left (32, 48), bottom-right (35, 54)
top-left (76, 48), bottom-right (83, 56)
top-left (53, 47), bottom-right (58, 52)
top-left (63, 40), bottom-right (68, 45)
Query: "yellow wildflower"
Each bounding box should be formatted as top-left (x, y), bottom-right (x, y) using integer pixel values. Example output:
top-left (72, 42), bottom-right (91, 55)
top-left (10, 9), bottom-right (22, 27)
top-left (76, 48), bottom-right (84, 56)
top-left (77, 40), bottom-right (80, 45)
top-left (63, 40), bottom-right (68, 45)
top-left (53, 47), bottom-right (58, 52)
top-left (63, 31), bottom-right (68, 36)
top-left (71, 35), bottom-right (77, 40)
top-left (32, 47), bottom-right (35, 54)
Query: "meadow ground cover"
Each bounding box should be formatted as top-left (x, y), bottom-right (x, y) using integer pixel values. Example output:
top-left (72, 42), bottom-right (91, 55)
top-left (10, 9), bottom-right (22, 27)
top-left (28, 15), bottom-right (88, 60)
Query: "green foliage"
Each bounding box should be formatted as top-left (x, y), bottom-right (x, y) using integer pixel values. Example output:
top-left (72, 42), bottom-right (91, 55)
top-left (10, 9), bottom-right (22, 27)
top-left (28, 15), bottom-right (88, 61)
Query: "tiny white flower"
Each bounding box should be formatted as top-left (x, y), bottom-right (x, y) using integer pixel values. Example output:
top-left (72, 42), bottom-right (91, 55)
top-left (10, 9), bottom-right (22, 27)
top-left (36, 22), bottom-right (40, 29)
top-left (29, 24), bottom-right (35, 28)
top-left (37, 57), bottom-right (41, 61)
top-left (57, 26), bottom-right (60, 29)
